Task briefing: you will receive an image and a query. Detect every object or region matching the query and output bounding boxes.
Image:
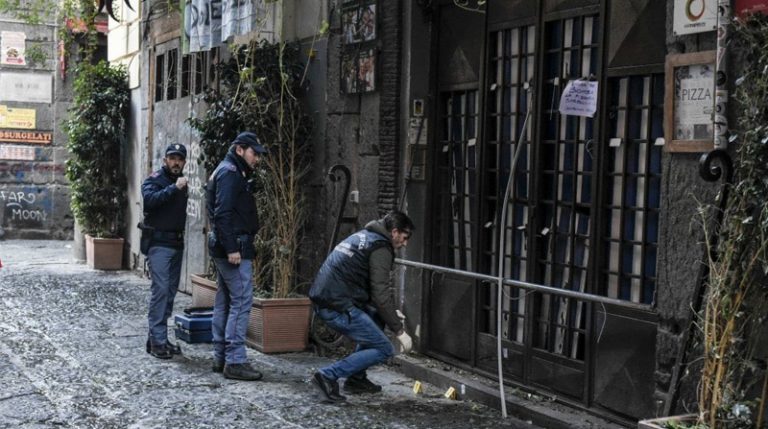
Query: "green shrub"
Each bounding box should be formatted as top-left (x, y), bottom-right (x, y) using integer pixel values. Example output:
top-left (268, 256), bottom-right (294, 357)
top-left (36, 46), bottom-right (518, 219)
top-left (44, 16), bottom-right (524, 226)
top-left (64, 60), bottom-right (129, 238)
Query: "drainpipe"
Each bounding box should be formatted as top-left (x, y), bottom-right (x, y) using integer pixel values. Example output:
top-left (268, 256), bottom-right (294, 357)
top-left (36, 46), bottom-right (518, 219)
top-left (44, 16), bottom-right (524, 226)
top-left (714, 0), bottom-right (731, 149)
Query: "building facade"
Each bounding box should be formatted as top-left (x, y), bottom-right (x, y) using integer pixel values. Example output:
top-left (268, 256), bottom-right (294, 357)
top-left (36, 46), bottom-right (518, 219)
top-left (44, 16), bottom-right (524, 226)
top-left (111, 0), bottom-right (757, 425)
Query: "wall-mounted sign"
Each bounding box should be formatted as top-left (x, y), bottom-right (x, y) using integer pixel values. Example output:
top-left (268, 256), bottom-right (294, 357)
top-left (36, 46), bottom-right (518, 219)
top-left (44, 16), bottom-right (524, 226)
top-left (665, 51), bottom-right (716, 152)
top-left (0, 31), bottom-right (26, 65)
top-left (674, 0), bottom-right (717, 35)
top-left (0, 130), bottom-right (52, 145)
top-left (0, 144), bottom-right (36, 160)
top-left (0, 72), bottom-right (52, 104)
top-left (735, 0), bottom-right (768, 18)
top-left (0, 105), bottom-right (36, 129)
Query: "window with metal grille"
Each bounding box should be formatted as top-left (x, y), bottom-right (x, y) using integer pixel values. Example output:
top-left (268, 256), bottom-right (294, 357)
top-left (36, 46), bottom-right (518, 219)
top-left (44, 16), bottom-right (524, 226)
top-left (533, 15), bottom-right (599, 360)
top-left (181, 54), bottom-right (191, 98)
top-left (601, 75), bottom-right (663, 305)
top-left (433, 90), bottom-right (479, 271)
top-left (166, 48), bottom-right (178, 100)
top-left (154, 52), bottom-right (164, 102)
top-left (479, 25), bottom-right (536, 343)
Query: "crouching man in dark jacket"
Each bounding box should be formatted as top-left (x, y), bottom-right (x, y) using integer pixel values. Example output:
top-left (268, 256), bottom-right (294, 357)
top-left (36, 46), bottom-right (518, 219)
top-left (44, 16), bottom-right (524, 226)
top-left (309, 210), bottom-right (415, 402)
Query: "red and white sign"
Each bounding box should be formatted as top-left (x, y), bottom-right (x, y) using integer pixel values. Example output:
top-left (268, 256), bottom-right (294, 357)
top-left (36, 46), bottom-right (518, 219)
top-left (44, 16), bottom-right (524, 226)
top-left (735, 0), bottom-right (768, 18)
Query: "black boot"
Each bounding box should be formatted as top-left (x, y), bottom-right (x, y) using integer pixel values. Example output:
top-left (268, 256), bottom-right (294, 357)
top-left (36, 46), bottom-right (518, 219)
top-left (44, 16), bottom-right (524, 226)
top-left (312, 372), bottom-right (346, 402)
top-left (223, 363), bottom-right (263, 381)
top-left (212, 359), bottom-right (224, 373)
top-left (146, 338), bottom-right (181, 355)
top-left (344, 375), bottom-right (382, 394)
top-left (166, 340), bottom-right (182, 355)
top-left (149, 343), bottom-right (173, 360)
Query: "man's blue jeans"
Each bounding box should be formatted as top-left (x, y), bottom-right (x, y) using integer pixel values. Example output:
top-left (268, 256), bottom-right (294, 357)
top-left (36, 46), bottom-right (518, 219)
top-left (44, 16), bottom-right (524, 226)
top-left (316, 306), bottom-right (395, 381)
top-left (212, 258), bottom-right (253, 364)
top-left (147, 245), bottom-right (183, 345)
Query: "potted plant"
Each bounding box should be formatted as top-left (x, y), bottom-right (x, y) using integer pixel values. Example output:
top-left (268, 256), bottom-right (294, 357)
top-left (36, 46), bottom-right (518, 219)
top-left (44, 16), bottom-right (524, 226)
top-left (188, 39), bottom-right (314, 353)
top-left (640, 15), bottom-right (768, 429)
top-left (64, 60), bottom-right (129, 270)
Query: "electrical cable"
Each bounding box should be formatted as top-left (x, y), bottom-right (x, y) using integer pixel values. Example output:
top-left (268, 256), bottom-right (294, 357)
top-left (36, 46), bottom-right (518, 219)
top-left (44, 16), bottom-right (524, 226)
top-left (494, 83), bottom-right (533, 418)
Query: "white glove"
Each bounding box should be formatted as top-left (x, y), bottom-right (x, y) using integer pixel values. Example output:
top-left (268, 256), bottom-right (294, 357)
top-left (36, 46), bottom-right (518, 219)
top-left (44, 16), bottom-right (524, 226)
top-left (395, 331), bottom-right (413, 354)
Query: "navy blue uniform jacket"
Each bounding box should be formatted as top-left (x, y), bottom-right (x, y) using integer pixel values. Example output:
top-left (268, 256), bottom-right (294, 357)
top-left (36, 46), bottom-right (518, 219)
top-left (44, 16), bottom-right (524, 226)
top-left (206, 152), bottom-right (259, 257)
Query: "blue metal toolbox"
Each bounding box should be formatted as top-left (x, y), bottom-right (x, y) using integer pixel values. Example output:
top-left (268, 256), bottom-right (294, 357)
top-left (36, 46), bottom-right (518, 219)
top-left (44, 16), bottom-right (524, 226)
top-left (174, 326), bottom-right (213, 343)
top-left (174, 312), bottom-right (213, 331)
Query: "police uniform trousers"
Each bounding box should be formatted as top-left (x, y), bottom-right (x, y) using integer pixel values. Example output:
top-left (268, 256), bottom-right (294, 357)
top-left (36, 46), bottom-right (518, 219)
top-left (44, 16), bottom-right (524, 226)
top-left (147, 245), bottom-right (183, 345)
top-left (212, 258), bottom-right (254, 364)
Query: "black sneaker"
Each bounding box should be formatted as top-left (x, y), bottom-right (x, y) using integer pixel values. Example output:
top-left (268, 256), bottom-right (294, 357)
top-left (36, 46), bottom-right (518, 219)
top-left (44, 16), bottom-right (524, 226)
top-left (344, 375), bottom-right (382, 394)
top-left (212, 359), bottom-right (224, 373)
top-left (223, 363), bottom-right (263, 381)
top-left (149, 343), bottom-right (173, 360)
top-left (312, 372), bottom-right (346, 402)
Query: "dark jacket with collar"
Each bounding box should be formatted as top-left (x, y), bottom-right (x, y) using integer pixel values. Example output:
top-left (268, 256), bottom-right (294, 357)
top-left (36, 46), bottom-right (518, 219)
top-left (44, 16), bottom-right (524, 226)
top-left (309, 220), bottom-right (403, 333)
top-left (206, 151), bottom-right (259, 258)
top-left (141, 166), bottom-right (188, 247)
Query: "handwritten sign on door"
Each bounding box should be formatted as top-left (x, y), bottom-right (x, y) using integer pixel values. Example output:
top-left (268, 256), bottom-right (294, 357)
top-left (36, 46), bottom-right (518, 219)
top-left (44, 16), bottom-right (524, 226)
top-left (559, 80), bottom-right (598, 118)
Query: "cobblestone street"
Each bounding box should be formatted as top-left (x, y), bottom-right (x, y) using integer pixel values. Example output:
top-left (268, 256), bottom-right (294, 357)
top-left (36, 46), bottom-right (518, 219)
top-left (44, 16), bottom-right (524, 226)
top-left (0, 240), bottom-right (535, 428)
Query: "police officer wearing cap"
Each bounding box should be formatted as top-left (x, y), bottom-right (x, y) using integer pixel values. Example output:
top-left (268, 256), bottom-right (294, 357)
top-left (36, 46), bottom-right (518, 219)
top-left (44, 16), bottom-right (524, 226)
top-left (141, 143), bottom-right (189, 359)
top-left (206, 131), bottom-right (267, 381)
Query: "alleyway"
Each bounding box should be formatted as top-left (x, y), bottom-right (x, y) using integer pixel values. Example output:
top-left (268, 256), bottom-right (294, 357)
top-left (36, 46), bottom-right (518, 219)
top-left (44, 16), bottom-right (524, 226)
top-left (0, 240), bottom-right (536, 429)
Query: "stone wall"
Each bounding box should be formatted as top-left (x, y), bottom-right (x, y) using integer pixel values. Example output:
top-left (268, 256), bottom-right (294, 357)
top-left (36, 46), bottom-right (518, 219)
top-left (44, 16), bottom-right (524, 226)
top-left (0, 15), bottom-right (72, 239)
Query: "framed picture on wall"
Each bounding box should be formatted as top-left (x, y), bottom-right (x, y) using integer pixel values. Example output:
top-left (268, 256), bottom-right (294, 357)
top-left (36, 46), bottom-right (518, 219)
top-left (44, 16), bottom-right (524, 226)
top-left (339, 0), bottom-right (377, 94)
top-left (664, 51), bottom-right (716, 152)
top-left (357, 48), bottom-right (376, 92)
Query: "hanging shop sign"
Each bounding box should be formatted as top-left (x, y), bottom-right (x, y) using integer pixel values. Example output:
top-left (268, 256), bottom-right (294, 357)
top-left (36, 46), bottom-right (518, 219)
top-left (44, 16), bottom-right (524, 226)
top-left (558, 80), bottom-right (599, 118)
top-left (664, 51), bottom-right (716, 152)
top-left (0, 130), bottom-right (52, 145)
top-left (0, 72), bottom-right (52, 104)
top-left (673, 0), bottom-right (717, 35)
top-left (0, 105), bottom-right (36, 129)
top-left (735, 0), bottom-right (768, 18)
top-left (0, 31), bottom-right (26, 65)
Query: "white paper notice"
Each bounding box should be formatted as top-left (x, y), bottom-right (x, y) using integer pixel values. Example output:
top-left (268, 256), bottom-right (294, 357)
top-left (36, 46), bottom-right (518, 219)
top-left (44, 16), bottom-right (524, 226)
top-left (558, 80), bottom-right (598, 118)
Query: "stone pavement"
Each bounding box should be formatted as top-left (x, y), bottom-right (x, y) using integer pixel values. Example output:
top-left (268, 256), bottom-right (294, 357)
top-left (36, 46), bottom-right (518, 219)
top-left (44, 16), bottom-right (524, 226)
top-left (0, 240), bottom-right (538, 429)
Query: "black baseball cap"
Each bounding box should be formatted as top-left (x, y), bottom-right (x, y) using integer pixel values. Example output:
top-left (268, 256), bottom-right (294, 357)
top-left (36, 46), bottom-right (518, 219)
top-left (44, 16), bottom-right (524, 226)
top-left (165, 143), bottom-right (187, 159)
top-left (233, 132), bottom-right (268, 154)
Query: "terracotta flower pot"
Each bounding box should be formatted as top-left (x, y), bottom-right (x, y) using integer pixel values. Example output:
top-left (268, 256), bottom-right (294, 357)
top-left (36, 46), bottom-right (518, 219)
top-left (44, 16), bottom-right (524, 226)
top-left (84, 234), bottom-right (124, 270)
top-left (190, 273), bottom-right (217, 307)
top-left (246, 297), bottom-right (312, 354)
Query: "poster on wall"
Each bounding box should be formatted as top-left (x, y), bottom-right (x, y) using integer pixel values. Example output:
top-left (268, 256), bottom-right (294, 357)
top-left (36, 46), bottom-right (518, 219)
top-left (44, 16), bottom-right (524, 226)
top-left (0, 105), bottom-right (36, 129)
top-left (674, 63), bottom-right (714, 141)
top-left (673, 0), bottom-right (717, 35)
top-left (1, 31), bottom-right (26, 65)
top-left (664, 51), bottom-right (716, 152)
top-left (340, 0), bottom-right (377, 94)
top-left (357, 48), bottom-right (376, 92)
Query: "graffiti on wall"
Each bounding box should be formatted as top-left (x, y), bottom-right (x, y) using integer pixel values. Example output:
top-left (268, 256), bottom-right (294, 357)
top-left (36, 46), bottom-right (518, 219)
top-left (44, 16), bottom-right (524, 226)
top-left (0, 161), bottom-right (65, 182)
top-left (184, 139), bottom-right (205, 221)
top-left (0, 187), bottom-right (50, 227)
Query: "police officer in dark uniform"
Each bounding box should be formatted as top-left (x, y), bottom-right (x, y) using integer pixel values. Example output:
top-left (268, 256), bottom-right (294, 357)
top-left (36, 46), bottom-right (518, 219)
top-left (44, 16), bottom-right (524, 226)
top-left (141, 143), bottom-right (188, 359)
top-left (206, 132), bottom-right (266, 381)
